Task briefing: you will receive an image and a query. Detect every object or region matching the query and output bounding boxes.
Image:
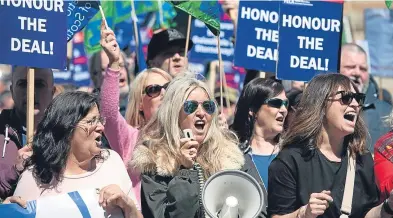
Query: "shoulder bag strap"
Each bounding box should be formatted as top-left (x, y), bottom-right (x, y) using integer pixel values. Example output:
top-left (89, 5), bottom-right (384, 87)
top-left (339, 150), bottom-right (356, 218)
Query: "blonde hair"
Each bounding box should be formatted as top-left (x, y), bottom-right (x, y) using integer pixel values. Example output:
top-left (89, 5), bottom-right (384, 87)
top-left (137, 72), bottom-right (243, 177)
top-left (125, 68), bottom-right (172, 128)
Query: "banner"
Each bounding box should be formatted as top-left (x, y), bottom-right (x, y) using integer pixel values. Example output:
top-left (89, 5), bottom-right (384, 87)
top-left (276, 0), bottom-right (343, 81)
top-left (233, 0), bottom-right (343, 82)
top-left (0, 0), bottom-right (67, 69)
top-left (233, 1), bottom-right (279, 74)
top-left (0, 189), bottom-right (124, 218)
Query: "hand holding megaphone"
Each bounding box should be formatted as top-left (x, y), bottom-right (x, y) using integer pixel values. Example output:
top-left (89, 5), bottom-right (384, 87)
top-left (179, 129), bottom-right (199, 169)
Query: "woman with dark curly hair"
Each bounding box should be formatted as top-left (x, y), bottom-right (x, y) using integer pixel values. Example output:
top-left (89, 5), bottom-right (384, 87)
top-left (12, 91), bottom-right (142, 218)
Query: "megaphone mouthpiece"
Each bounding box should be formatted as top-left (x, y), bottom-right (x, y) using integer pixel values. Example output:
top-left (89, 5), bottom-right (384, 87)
top-left (225, 196), bottom-right (238, 208)
top-left (217, 196), bottom-right (239, 218)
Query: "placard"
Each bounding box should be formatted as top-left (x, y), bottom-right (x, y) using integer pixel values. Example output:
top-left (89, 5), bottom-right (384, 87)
top-left (0, 0), bottom-right (67, 69)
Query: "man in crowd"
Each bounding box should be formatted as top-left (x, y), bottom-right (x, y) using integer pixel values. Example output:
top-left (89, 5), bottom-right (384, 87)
top-left (88, 50), bottom-right (130, 116)
top-left (147, 28), bottom-right (193, 76)
top-left (340, 43), bottom-right (392, 150)
top-left (0, 66), bottom-right (55, 199)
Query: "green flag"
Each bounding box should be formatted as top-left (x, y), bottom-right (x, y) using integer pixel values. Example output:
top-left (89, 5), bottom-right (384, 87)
top-left (84, 1), bottom-right (131, 54)
top-left (166, 0), bottom-right (220, 35)
top-left (386, 0), bottom-right (392, 8)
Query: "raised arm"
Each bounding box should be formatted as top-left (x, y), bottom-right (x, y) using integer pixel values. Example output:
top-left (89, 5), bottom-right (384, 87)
top-left (99, 22), bottom-right (139, 161)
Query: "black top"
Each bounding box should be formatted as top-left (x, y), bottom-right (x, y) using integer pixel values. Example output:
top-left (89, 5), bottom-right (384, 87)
top-left (267, 145), bottom-right (380, 218)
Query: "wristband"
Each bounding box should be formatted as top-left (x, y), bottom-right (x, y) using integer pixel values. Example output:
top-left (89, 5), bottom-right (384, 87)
top-left (383, 199), bottom-right (393, 215)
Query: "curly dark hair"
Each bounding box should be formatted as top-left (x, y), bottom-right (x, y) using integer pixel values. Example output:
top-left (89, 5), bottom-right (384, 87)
top-left (24, 91), bottom-right (101, 185)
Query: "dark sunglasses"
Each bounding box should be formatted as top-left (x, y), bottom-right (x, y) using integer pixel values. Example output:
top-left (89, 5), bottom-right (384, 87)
top-left (335, 91), bottom-right (365, 106)
top-left (184, 100), bottom-right (216, 115)
top-left (144, 82), bottom-right (169, 98)
top-left (264, 98), bottom-right (289, 109)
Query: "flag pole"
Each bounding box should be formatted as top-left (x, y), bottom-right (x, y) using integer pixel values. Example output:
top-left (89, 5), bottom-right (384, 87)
top-left (99, 5), bottom-right (109, 29)
top-left (217, 35), bottom-right (224, 115)
top-left (130, 0), bottom-right (141, 69)
top-left (185, 15), bottom-right (192, 58)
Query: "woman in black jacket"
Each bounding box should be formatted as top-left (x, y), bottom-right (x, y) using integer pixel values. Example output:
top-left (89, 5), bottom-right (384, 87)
top-left (131, 73), bottom-right (267, 218)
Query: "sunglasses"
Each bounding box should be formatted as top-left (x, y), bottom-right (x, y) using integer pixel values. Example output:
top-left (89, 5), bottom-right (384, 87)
top-left (264, 98), bottom-right (289, 109)
top-left (335, 91), bottom-right (365, 106)
top-left (184, 100), bottom-right (216, 115)
top-left (144, 82), bottom-right (169, 98)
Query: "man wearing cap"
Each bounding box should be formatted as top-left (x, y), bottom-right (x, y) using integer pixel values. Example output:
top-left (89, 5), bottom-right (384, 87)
top-left (147, 28), bottom-right (193, 76)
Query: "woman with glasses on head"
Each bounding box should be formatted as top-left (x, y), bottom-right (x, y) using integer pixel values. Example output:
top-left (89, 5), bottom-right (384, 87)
top-left (268, 73), bottom-right (393, 218)
top-left (99, 22), bottom-right (172, 207)
top-left (131, 74), bottom-right (266, 218)
top-left (12, 91), bottom-right (142, 218)
top-left (231, 78), bottom-right (287, 197)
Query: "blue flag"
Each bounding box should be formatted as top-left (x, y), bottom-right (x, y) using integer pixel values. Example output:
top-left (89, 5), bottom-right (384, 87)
top-left (135, 21), bottom-right (147, 71)
top-left (115, 16), bottom-right (147, 71)
top-left (66, 1), bottom-right (100, 42)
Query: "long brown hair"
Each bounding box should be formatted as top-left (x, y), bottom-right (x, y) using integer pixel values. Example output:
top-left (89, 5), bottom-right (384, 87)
top-left (281, 73), bottom-right (368, 156)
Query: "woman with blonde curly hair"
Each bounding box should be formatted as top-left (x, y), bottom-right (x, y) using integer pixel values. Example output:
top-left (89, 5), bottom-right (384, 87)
top-left (131, 73), bottom-right (266, 218)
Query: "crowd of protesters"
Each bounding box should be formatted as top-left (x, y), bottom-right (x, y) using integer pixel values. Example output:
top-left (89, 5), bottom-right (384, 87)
top-left (2, 2), bottom-right (393, 218)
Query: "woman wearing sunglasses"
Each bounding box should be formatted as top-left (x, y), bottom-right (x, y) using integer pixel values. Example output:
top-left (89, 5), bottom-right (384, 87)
top-left (131, 74), bottom-right (266, 218)
top-left (99, 24), bottom-right (172, 208)
top-left (231, 78), bottom-right (287, 195)
top-left (268, 73), bottom-right (393, 218)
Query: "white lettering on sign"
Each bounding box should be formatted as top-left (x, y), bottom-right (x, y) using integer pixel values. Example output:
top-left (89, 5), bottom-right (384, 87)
top-left (282, 15), bottom-right (340, 32)
top-left (247, 45), bottom-right (277, 61)
top-left (6, 0), bottom-right (64, 56)
top-left (240, 7), bottom-right (279, 24)
top-left (11, 38), bottom-right (53, 55)
top-left (290, 55), bottom-right (329, 70)
top-left (255, 27), bottom-right (278, 43)
top-left (0, 0), bottom-right (64, 12)
top-left (297, 36), bottom-right (323, 50)
top-left (18, 16), bottom-right (47, 32)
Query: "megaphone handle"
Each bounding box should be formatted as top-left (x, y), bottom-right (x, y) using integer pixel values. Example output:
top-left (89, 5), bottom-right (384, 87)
top-left (194, 162), bottom-right (207, 217)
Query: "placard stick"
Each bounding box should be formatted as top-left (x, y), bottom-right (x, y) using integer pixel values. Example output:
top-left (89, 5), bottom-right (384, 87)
top-left (217, 36), bottom-right (224, 114)
top-left (222, 70), bottom-right (232, 115)
top-left (184, 15), bottom-right (192, 58)
top-left (130, 0), bottom-right (141, 68)
top-left (99, 5), bottom-right (109, 29)
top-left (26, 68), bottom-right (34, 146)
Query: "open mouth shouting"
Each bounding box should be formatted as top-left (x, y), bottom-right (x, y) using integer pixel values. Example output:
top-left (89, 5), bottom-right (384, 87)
top-left (194, 120), bottom-right (206, 134)
top-left (343, 111), bottom-right (357, 125)
top-left (95, 135), bottom-right (102, 147)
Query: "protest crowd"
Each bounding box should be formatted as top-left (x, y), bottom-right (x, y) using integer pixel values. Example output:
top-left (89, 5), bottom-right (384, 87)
top-left (2, 0), bottom-right (393, 218)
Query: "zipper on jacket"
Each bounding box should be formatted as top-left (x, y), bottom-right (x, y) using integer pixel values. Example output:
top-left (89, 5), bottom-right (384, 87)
top-left (2, 125), bottom-right (10, 158)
